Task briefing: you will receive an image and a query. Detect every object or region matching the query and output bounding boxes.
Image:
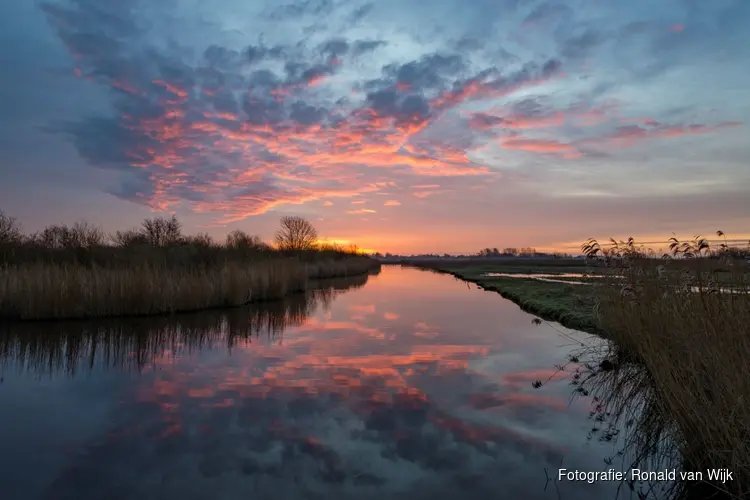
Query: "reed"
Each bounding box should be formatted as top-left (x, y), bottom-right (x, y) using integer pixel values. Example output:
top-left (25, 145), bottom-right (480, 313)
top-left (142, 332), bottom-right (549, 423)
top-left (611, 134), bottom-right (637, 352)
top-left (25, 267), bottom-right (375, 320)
top-left (0, 210), bottom-right (379, 320)
top-left (0, 274), bottom-right (372, 376)
top-left (579, 234), bottom-right (750, 499)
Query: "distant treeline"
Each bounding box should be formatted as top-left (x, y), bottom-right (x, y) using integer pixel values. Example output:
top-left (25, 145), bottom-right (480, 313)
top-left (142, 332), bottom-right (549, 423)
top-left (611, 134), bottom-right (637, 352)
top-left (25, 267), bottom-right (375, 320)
top-left (0, 211), bottom-right (379, 320)
top-left (0, 210), bottom-right (364, 268)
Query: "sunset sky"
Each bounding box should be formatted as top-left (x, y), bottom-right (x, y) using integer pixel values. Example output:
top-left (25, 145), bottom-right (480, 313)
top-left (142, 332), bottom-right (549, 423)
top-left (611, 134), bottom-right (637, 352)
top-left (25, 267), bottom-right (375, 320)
top-left (1, 0), bottom-right (748, 254)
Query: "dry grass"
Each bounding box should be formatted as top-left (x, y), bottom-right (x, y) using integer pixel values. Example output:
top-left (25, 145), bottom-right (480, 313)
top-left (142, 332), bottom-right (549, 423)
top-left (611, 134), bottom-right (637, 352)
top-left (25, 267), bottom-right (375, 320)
top-left (0, 210), bottom-right (379, 320)
top-left (578, 235), bottom-right (750, 499)
top-left (0, 257), bottom-right (378, 321)
top-left (0, 274), bottom-right (370, 375)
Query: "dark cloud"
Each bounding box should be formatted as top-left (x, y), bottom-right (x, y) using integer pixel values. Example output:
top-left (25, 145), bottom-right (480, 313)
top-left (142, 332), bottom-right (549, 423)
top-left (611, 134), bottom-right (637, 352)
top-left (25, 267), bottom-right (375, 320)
top-left (203, 45), bottom-right (241, 69)
top-left (242, 95), bottom-right (285, 126)
top-left (384, 53), bottom-right (466, 90)
top-left (364, 89), bottom-right (432, 127)
top-left (265, 0), bottom-right (337, 21)
top-left (289, 101), bottom-right (328, 125)
top-left (454, 37), bottom-right (484, 52)
top-left (347, 3), bottom-right (374, 24)
top-left (540, 58), bottom-right (562, 78)
top-left (351, 39), bottom-right (387, 56)
top-left (523, 2), bottom-right (573, 25)
top-left (319, 38), bottom-right (349, 57)
top-left (248, 69), bottom-right (282, 88)
top-left (560, 30), bottom-right (604, 60)
top-left (208, 90), bottom-right (240, 115)
top-left (245, 43), bottom-right (288, 64)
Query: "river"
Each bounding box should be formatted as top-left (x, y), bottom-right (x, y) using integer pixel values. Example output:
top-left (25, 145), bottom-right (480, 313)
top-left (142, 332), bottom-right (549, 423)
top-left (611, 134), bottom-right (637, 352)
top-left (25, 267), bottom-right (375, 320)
top-left (0, 266), bottom-right (622, 500)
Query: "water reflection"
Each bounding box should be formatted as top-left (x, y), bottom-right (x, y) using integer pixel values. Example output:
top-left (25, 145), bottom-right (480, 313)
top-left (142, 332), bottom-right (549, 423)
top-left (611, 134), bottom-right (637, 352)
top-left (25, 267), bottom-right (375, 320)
top-left (0, 274), bottom-right (367, 377)
top-left (0, 267), bottom-right (621, 500)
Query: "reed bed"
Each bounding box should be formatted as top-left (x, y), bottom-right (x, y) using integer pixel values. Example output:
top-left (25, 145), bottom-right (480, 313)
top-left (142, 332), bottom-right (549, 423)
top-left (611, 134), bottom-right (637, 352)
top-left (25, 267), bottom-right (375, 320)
top-left (0, 257), bottom-right (378, 321)
top-left (577, 234), bottom-right (750, 499)
top-left (0, 211), bottom-right (379, 321)
top-left (0, 275), bottom-right (371, 376)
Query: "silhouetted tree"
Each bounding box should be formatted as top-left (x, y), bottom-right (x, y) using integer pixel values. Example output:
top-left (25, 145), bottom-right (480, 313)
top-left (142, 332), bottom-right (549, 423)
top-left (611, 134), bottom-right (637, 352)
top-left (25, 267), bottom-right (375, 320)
top-left (183, 232), bottom-right (215, 248)
top-left (110, 229), bottom-right (148, 247)
top-left (226, 230), bottom-right (266, 250)
top-left (141, 215), bottom-right (183, 247)
top-left (31, 221), bottom-right (104, 249)
top-left (0, 210), bottom-right (23, 244)
top-left (274, 216), bottom-right (318, 251)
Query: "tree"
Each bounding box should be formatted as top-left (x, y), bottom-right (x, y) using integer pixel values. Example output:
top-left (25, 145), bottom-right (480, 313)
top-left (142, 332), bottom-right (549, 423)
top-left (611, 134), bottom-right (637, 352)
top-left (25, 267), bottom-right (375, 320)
top-left (274, 216), bottom-right (318, 251)
top-left (141, 215), bottom-right (183, 247)
top-left (32, 221), bottom-right (105, 249)
top-left (226, 230), bottom-right (266, 250)
top-left (0, 210), bottom-right (23, 245)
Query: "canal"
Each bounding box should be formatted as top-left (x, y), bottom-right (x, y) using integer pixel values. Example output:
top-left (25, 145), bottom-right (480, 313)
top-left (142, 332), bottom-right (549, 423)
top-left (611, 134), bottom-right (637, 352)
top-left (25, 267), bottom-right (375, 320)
top-left (0, 266), bottom-right (621, 499)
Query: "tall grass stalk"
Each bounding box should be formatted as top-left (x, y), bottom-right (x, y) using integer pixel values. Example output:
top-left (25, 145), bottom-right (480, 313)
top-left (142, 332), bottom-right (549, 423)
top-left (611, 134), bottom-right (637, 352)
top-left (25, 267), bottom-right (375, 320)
top-left (579, 234), bottom-right (750, 499)
top-left (0, 257), bottom-right (378, 321)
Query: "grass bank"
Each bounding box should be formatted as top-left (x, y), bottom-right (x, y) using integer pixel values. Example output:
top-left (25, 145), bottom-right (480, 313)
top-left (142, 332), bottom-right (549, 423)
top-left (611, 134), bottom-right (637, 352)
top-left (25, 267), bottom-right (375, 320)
top-left (400, 262), bottom-right (601, 334)
top-left (0, 212), bottom-right (379, 321)
top-left (408, 235), bottom-right (750, 499)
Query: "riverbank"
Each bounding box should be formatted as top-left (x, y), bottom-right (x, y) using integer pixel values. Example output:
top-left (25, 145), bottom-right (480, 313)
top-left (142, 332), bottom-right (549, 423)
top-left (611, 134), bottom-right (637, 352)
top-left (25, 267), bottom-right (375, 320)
top-left (0, 256), bottom-right (380, 321)
top-left (404, 242), bottom-right (750, 499)
top-left (399, 262), bottom-right (601, 334)
top-left (0, 212), bottom-right (380, 321)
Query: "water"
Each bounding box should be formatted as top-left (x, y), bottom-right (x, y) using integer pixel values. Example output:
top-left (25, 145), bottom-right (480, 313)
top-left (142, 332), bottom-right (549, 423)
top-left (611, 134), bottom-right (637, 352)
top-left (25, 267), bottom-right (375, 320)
top-left (484, 272), bottom-right (597, 285)
top-left (484, 273), bottom-right (599, 279)
top-left (0, 266), bottom-right (622, 500)
top-left (484, 272), bottom-right (747, 293)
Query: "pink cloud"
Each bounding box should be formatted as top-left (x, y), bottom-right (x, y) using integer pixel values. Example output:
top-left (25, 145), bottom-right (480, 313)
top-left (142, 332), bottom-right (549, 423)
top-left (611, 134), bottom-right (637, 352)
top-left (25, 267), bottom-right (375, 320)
top-left (499, 137), bottom-right (581, 158)
top-left (588, 121), bottom-right (742, 149)
top-left (469, 111), bottom-right (565, 130)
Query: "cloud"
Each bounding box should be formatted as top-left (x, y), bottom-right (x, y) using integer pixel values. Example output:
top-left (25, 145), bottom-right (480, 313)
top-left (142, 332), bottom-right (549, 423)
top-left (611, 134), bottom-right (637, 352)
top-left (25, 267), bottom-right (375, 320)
top-left (383, 200), bottom-right (401, 206)
top-left (41, 0), bottom-right (524, 222)
top-left (3, 0), bottom-right (748, 252)
top-left (584, 120), bottom-right (742, 149)
top-left (499, 137), bottom-right (581, 158)
top-left (522, 3), bottom-right (573, 26)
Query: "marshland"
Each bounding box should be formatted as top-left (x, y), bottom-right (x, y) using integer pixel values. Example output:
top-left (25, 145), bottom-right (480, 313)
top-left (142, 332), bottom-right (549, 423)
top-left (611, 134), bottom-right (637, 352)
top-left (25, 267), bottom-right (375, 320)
top-left (405, 234), bottom-right (750, 499)
top-left (0, 210), bottom-right (379, 320)
top-left (2, 202), bottom-right (748, 499)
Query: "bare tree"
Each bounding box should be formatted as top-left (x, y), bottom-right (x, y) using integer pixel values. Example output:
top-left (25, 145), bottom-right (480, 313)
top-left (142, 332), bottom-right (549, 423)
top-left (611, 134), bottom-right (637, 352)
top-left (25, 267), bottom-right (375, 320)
top-left (226, 230), bottom-right (267, 250)
top-left (0, 210), bottom-right (23, 244)
top-left (30, 221), bottom-right (103, 249)
top-left (183, 232), bottom-right (215, 247)
top-left (274, 216), bottom-right (318, 251)
top-left (70, 221), bottom-right (105, 247)
top-left (141, 215), bottom-right (183, 246)
top-left (110, 229), bottom-right (148, 247)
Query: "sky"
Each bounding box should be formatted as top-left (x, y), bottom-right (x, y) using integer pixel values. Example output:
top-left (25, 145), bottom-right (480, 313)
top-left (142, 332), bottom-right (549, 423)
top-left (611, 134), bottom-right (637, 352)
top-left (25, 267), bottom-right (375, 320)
top-left (0, 0), bottom-right (748, 254)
